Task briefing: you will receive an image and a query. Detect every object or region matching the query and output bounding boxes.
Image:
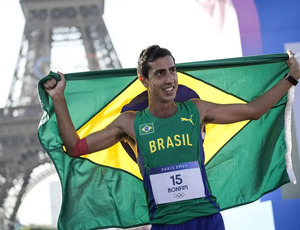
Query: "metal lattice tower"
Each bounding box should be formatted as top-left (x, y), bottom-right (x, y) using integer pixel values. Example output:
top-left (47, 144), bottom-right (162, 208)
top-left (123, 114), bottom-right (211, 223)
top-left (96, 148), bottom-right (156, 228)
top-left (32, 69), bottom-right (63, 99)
top-left (0, 0), bottom-right (120, 228)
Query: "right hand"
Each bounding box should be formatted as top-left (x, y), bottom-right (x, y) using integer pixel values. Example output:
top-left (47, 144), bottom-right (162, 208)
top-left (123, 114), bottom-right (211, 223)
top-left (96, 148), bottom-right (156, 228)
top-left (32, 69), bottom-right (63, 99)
top-left (43, 72), bottom-right (66, 99)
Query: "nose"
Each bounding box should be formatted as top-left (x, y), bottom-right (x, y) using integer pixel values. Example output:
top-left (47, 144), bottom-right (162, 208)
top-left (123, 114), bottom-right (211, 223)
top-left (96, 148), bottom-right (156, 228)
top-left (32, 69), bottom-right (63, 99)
top-left (165, 71), bottom-right (175, 83)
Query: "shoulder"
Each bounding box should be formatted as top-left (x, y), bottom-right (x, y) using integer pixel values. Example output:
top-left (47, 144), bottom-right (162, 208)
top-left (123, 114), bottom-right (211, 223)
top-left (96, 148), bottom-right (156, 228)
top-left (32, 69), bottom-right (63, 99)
top-left (190, 98), bottom-right (211, 109)
top-left (121, 110), bottom-right (137, 118)
top-left (113, 111), bottom-right (137, 139)
top-left (187, 98), bottom-right (203, 110)
top-left (190, 99), bottom-right (212, 123)
top-left (115, 111), bottom-right (136, 125)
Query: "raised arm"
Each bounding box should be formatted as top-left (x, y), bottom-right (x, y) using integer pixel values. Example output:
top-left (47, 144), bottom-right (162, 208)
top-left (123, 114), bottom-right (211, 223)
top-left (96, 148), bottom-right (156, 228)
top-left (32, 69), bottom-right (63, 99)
top-left (195, 50), bottom-right (300, 125)
top-left (43, 72), bottom-right (135, 157)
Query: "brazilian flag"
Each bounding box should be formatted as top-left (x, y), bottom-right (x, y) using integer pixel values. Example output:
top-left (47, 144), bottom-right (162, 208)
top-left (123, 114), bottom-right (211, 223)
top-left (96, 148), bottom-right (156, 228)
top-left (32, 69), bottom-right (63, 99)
top-left (38, 54), bottom-right (295, 230)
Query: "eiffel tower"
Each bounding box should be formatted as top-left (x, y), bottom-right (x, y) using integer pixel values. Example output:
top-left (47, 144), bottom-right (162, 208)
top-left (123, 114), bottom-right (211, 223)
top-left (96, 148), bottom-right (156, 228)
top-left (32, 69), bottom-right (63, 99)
top-left (0, 0), bottom-right (120, 228)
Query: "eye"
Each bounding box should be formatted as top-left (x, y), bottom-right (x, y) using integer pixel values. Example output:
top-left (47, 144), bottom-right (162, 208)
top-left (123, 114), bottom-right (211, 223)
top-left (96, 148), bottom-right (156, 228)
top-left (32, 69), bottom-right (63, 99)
top-left (155, 70), bottom-right (164, 76)
top-left (170, 67), bottom-right (176, 73)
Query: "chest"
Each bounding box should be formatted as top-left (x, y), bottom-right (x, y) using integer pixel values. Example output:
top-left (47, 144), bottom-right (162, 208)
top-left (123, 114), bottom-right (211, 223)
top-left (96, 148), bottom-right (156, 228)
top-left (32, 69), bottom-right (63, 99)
top-left (135, 106), bottom-right (201, 167)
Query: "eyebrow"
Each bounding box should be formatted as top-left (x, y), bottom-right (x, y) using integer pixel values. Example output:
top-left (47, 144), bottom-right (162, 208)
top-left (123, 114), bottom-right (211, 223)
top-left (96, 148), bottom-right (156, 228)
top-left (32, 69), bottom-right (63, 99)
top-left (154, 66), bottom-right (176, 73)
top-left (153, 68), bottom-right (164, 74)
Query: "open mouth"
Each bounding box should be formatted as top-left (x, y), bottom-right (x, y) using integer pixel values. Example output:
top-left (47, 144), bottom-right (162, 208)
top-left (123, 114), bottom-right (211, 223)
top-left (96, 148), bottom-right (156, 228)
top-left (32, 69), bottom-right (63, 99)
top-left (163, 86), bottom-right (174, 92)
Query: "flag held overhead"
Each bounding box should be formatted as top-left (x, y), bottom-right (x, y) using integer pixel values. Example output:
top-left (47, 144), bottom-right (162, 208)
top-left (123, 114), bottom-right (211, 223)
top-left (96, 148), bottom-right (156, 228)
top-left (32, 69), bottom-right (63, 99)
top-left (38, 53), bottom-right (295, 230)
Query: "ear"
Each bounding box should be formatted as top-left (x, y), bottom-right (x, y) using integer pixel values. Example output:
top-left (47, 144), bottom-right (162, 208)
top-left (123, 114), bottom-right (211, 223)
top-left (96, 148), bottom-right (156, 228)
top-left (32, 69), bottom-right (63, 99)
top-left (138, 75), bottom-right (148, 88)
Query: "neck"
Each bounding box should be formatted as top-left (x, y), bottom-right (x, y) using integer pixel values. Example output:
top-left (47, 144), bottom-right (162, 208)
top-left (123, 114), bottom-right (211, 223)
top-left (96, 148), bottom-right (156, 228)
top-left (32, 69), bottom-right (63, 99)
top-left (148, 101), bottom-right (178, 118)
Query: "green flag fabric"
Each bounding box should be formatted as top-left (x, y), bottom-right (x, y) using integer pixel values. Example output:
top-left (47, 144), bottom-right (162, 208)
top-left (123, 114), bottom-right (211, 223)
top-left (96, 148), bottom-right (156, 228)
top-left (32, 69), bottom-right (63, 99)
top-left (38, 54), bottom-right (296, 230)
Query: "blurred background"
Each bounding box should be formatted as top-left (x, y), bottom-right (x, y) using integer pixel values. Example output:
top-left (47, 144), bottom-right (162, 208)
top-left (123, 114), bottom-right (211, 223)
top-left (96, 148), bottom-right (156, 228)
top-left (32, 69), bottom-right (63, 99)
top-left (0, 0), bottom-right (299, 229)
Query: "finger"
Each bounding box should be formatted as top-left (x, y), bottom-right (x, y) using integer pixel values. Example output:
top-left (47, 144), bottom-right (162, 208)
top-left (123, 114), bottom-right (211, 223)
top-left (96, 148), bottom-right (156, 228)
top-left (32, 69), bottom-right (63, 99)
top-left (43, 82), bottom-right (49, 89)
top-left (57, 71), bottom-right (66, 82)
top-left (46, 79), bottom-right (55, 88)
top-left (49, 77), bottom-right (57, 86)
top-left (287, 49), bottom-right (293, 58)
top-left (44, 81), bottom-right (53, 90)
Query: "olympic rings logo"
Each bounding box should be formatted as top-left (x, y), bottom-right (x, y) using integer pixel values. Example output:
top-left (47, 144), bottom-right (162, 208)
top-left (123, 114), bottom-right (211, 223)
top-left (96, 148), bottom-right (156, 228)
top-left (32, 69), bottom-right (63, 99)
top-left (173, 192), bottom-right (185, 199)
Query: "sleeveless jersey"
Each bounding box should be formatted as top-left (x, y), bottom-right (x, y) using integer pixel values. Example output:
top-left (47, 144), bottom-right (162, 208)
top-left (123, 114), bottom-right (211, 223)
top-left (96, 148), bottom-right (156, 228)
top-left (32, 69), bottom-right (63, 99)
top-left (134, 100), bottom-right (220, 225)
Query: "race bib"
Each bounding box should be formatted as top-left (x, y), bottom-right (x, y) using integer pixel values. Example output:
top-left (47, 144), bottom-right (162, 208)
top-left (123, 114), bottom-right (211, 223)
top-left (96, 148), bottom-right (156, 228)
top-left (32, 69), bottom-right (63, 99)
top-left (149, 161), bottom-right (206, 205)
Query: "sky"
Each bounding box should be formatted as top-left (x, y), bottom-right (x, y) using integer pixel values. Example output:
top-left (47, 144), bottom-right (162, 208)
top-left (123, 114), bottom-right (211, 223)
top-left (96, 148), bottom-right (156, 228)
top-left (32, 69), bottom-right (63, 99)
top-left (0, 0), bottom-right (24, 108)
top-left (0, 0), bottom-right (243, 108)
top-left (0, 0), bottom-right (277, 229)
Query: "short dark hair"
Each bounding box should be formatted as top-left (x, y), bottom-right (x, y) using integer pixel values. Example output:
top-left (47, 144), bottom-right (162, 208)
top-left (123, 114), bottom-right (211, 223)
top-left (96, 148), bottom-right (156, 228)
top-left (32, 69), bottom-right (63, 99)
top-left (137, 45), bottom-right (175, 78)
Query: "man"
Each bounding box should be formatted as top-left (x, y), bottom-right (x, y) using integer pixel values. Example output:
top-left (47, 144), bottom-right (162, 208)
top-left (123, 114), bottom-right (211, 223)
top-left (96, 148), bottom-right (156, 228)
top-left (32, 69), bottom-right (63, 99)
top-left (44, 45), bottom-right (300, 230)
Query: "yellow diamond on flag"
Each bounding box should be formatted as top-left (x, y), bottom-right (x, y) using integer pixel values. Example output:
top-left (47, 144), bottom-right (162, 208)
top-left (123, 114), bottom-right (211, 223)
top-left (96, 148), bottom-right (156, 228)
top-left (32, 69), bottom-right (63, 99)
top-left (178, 72), bottom-right (249, 164)
top-left (76, 72), bottom-right (249, 179)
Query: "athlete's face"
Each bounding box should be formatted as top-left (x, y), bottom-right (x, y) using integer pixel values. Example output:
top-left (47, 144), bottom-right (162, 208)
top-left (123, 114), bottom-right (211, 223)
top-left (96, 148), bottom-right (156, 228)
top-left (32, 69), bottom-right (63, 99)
top-left (142, 55), bottom-right (178, 103)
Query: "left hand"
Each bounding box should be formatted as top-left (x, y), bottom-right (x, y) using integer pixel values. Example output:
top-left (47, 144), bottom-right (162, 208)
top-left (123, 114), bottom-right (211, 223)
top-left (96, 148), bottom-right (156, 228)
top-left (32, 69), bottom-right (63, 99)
top-left (286, 49), bottom-right (300, 80)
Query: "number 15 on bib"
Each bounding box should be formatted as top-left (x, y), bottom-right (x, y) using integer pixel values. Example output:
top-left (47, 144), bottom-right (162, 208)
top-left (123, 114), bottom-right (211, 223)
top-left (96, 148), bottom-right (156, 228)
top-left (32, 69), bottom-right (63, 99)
top-left (149, 161), bottom-right (206, 205)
